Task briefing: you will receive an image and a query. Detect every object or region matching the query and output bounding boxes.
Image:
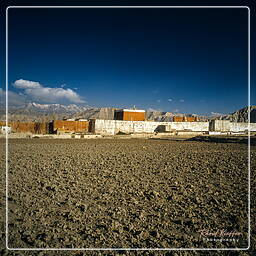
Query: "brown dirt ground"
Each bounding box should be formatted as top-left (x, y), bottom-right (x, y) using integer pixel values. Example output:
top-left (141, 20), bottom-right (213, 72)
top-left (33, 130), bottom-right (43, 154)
top-left (0, 138), bottom-right (255, 255)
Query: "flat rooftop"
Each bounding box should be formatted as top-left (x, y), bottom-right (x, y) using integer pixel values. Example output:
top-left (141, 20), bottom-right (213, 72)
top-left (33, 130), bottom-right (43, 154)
top-left (115, 109), bottom-right (145, 113)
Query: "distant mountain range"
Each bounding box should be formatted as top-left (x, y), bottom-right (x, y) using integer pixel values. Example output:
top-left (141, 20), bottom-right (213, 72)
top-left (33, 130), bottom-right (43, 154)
top-left (21, 102), bottom-right (90, 113)
top-left (0, 103), bottom-right (255, 123)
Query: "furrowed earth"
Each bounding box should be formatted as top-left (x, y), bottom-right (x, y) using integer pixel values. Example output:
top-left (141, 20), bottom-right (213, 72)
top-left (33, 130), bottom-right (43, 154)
top-left (0, 138), bottom-right (255, 255)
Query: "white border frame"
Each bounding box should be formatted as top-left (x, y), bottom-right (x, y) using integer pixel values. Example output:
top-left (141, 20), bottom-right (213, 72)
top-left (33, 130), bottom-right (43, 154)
top-left (5, 5), bottom-right (251, 251)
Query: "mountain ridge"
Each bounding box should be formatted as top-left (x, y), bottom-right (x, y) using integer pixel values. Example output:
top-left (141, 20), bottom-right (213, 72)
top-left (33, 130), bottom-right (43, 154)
top-left (0, 103), bottom-right (255, 123)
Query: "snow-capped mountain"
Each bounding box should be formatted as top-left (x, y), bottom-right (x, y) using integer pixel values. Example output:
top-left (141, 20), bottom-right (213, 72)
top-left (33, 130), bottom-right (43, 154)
top-left (24, 102), bottom-right (90, 113)
top-left (0, 103), bottom-right (94, 122)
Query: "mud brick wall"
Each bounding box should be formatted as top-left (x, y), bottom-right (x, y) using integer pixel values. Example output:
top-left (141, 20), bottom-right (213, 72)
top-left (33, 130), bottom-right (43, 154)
top-left (34, 123), bottom-right (48, 134)
top-left (53, 120), bottom-right (89, 133)
top-left (186, 117), bottom-right (198, 122)
top-left (10, 122), bottom-right (48, 134)
top-left (0, 121), bottom-right (48, 134)
top-left (0, 122), bottom-right (48, 134)
top-left (173, 117), bottom-right (198, 122)
top-left (10, 122), bottom-right (36, 133)
top-left (173, 117), bottom-right (184, 122)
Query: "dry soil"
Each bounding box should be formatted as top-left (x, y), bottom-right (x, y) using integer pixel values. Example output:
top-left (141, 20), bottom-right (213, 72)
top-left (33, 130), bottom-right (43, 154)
top-left (0, 138), bottom-right (255, 255)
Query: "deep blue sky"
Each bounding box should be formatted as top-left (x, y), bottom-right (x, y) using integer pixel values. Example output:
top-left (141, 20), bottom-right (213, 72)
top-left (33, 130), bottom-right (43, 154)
top-left (1, 3), bottom-right (255, 115)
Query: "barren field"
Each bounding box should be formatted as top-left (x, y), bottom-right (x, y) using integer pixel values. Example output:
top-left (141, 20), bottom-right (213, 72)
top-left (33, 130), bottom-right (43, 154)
top-left (0, 138), bottom-right (255, 255)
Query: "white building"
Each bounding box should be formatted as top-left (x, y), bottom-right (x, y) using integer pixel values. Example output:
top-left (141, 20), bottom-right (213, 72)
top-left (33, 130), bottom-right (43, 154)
top-left (1, 126), bottom-right (11, 134)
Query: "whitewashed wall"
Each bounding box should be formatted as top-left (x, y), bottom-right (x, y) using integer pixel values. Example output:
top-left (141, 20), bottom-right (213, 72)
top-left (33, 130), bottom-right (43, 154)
top-left (93, 120), bottom-right (209, 135)
top-left (230, 122), bottom-right (256, 132)
top-left (166, 122), bottom-right (209, 131)
top-left (209, 120), bottom-right (231, 132)
top-left (93, 119), bottom-right (256, 135)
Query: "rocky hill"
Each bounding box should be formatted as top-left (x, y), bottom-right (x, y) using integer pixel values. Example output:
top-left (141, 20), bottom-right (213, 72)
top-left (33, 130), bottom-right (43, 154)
top-left (217, 106), bottom-right (256, 123)
top-left (71, 107), bottom-right (116, 120)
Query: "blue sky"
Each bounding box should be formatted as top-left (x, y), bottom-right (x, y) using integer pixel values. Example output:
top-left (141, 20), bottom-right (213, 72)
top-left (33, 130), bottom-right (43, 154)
top-left (1, 5), bottom-right (255, 115)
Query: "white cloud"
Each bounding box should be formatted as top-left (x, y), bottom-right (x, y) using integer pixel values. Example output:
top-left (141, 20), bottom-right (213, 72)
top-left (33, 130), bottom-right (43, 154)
top-left (179, 99), bottom-right (185, 102)
top-left (0, 88), bottom-right (26, 106)
top-left (13, 79), bottom-right (85, 104)
top-left (172, 109), bottom-right (179, 113)
top-left (168, 98), bottom-right (172, 102)
top-left (157, 99), bottom-right (161, 103)
top-left (14, 79), bottom-right (41, 89)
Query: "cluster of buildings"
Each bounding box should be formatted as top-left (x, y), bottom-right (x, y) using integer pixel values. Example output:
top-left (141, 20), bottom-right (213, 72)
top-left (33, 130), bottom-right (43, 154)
top-left (1, 108), bottom-right (256, 136)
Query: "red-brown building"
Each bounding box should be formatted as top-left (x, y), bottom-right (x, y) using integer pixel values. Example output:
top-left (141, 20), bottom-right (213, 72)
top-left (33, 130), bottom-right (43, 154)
top-left (0, 121), bottom-right (48, 134)
top-left (173, 116), bottom-right (185, 122)
top-left (173, 116), bottom-right (198, 122)
top-left (49, 120), bottom-right (89, 134)
top-left (114, 109), bottom-right (146, 121)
